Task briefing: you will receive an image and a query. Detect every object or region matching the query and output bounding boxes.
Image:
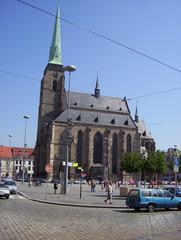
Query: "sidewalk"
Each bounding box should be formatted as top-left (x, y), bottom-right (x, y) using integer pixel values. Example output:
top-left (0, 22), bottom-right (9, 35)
top-left (17, 182), bottom-right (127, 209)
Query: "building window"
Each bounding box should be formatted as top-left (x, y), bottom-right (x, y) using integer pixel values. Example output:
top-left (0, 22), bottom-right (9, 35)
top-left (126, 134), bottom-right (132, 153)
top-left (28, 166), bottom-right (31, 171)
top-left (112, 133), bottom-right (118, 174)
top-left (29, 161), bottom-right (31, 165)
top-left (76, 130), bottom-right (83, 169)
top-left (93, 132), bottom-right (103, 164)
top-left (16, 160), bottom-right (18, 164)
top-left (53, 80), bottom-right (58, 91)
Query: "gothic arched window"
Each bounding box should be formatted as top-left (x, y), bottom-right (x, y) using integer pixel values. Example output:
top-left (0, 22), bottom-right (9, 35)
top-left (126, 134), bottom-right (132, 153)
top-left (93, 132), bottom-right (103, 164)
top-left (112, 133), bottom-right (118, 174)
top-left (77, 130), bottom-right (83, 167)
top-left (53, 80), bottom-right (58, 91)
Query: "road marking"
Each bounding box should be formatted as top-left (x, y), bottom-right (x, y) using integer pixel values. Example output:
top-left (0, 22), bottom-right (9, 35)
top-left (9, 195), bottom-right (26, 200)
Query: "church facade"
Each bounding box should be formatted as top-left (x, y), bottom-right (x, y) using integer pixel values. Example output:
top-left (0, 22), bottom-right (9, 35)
top-left (34, 5), bottom-right (155, 181)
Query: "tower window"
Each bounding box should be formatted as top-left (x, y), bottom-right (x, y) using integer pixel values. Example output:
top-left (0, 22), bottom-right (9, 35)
top-left (53, 72), bottom-right (58, 78)
top-left (53, 80), bottom-right (58, 91)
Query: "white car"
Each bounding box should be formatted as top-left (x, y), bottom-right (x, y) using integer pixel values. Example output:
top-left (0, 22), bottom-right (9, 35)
top-left (0, 182), bottom-right (10, 199)
top-left (4, 180), bottom-right (17, 194)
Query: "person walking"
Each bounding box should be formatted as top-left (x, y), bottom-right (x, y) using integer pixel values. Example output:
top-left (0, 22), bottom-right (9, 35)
top-left (90, 179), bottom-right (96, 192)
top-left (54, 181), bottom-right (58, 194)
top-left (104, 181), bottom-right (113, 204)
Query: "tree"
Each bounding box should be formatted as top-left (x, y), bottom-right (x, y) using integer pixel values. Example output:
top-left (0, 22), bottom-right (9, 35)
top-left (123, 152), bottom-right (142, 173)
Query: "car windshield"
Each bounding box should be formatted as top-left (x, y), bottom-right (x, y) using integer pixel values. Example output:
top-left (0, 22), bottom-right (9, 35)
top-left (5, 181), bottom-right (16, 186)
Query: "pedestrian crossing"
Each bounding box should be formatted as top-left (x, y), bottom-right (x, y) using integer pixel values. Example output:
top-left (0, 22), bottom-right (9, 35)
top-left (9, 194), bottom-right (26, 200)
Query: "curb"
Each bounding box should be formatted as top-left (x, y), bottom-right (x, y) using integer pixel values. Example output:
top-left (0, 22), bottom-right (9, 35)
top-left (18, 191), bottom-right (127, 209)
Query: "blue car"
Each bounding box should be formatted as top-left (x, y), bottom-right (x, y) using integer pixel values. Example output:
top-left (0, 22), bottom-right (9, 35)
top-left (162, 186), bottom-right (181, 197)
top-left (126, 188), bottom-right (181, 212)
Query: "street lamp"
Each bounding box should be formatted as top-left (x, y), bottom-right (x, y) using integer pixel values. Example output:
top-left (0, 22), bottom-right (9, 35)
top-left (22, 115), bottom-right (30, 184)
top-left (63, 65), bottom-right (76, 194)
top-left (8, 134), bottom-right (13, 178)
top-left (104, 137), bottom-right (110, 181)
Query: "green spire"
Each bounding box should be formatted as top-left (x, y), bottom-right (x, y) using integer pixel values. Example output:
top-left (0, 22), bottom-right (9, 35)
top-left (49, 3), bottom-right (62, 65)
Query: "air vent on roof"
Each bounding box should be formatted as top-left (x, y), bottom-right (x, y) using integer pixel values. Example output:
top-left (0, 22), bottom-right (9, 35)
top-left (119, 107), bottom-right (122, 111)
top-left (106, 106), bottom-right (109, 109)
top-left (124, 119), bottom-right (128, 126)
top-left (76, 115), bottom-right (81, 121)
top-left (142, 131), bottom-right (146, 136)
top-left (74, 102), bottom-right (77, 106)
top-left (90, 104), bottom-right (93, 107)
top-left (94, 116), bottom-right (98, 122)
top-left (111, 118), bottom-right (115, 124)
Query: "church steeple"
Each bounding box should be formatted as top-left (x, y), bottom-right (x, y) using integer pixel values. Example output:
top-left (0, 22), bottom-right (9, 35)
top-left (135, 105), bottom-right (139, 123)
top-left (94, 75), bottom-right (100, 98)
top-left (48, 3), bottom-right (62, 65)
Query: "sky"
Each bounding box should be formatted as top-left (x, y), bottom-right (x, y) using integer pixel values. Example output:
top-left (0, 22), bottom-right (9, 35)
top-left (0, 0), bottom-right (181, 151)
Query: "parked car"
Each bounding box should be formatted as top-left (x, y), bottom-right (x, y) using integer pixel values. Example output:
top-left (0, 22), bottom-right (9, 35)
top-left (0, 182), bottom-right (10, 199)
top-left (4, 180), bottom-right (17, 194)
top-left (162, 186), bottom-right (181, 197)
top-left (126, 188), bottom-right (181, 212)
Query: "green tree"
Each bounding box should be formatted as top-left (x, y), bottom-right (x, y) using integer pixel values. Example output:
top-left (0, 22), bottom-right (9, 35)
top-left (123, 152), bottom-right (142, 173)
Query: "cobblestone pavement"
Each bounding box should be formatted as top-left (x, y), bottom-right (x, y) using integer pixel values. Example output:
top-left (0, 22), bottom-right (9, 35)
top-left (1, 196), bottom-right (181, 240)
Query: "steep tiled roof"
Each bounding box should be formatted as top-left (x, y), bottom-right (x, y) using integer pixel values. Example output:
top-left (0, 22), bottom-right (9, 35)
top-left (0, 146), bottom-right (34, 159)
top-left (55, 91), bottom-right (136, 128)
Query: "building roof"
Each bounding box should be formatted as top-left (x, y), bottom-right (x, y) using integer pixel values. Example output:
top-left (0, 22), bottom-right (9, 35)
top-left (55, 91), bottom-right (137, 128)
top-left (69, 91), bottom-right (129, 113)
top-left (135, 119), bottom-right (153, 139)
top-left (0, 146), bottom-right (34, 159)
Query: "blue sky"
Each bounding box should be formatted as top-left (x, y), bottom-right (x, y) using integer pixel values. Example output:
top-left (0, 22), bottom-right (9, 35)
top-left (1, 0), bottom-right (181, 151)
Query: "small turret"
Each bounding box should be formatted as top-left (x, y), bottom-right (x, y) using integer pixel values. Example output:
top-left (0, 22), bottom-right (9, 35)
top-left (135, 106), bottom-right (139, 123)
top-left (94, 75), bottom-right (100, 98)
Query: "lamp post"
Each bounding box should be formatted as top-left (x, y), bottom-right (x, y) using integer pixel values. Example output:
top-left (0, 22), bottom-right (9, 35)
top-left (22, 115), bottom-right (30, 184)
top-left (8, 134), bottom-right (13, 178)
top-left (63, 65), bottom-right (76, 194)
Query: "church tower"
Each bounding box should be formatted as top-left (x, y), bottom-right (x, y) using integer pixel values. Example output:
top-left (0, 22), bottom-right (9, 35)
top-left (35, 3), bottom-right (65, 176)
top-left (37, 4), bottom-right (65, 138)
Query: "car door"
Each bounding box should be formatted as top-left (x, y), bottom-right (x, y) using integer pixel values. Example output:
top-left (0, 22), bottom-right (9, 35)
top-left (162, 190), bottom-right (178, 208)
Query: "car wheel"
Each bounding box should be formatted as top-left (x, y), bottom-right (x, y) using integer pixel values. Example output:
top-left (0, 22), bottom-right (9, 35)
top-left (147, 204), bottom-right (155, 213)
top-left (178, 203), bottom-right (181, 211)
top-left (6, 195), bottom-right (9, 199)
top-left (134, 207), bottom-right (141, 212)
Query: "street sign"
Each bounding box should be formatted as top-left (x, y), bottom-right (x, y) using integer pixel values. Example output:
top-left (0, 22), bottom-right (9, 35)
top-left (45, 163), bottom-right (53, 173)
top-left (173, 156), bottom-right (179, 173)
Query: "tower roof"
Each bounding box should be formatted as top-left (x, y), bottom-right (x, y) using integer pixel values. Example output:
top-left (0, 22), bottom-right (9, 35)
top-left (48, 3), bottom-right (62, 65)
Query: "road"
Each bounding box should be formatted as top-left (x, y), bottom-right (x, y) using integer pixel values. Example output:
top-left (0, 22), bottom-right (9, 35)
top-left (0, 195), bottom-right (181, 240)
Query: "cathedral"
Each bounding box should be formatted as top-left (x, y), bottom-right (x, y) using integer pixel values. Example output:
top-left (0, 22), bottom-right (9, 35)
top-left (34, 5), bottom-right (155, 181)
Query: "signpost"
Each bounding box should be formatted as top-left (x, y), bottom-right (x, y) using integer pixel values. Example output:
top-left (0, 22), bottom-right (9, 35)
top-left (173, 155), bottom-right (179, 193)
top-left (45, 164), bottom-right (53, 200)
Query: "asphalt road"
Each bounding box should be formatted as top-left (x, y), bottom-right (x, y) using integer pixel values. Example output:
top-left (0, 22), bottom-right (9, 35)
top-left (0, 195), bottom-right (181, 240)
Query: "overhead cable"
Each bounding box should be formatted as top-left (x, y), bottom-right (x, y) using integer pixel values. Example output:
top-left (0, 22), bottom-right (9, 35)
top-left (16, 0), bottom-right (181, 74)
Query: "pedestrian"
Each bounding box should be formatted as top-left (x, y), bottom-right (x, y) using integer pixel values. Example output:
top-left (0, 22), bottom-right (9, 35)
top-left (104, 181), bottom-right (113, 204)
top-left (54, 182), bottom-right (58, 194)
top-left (90, 179), bottom-right (96, 192)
